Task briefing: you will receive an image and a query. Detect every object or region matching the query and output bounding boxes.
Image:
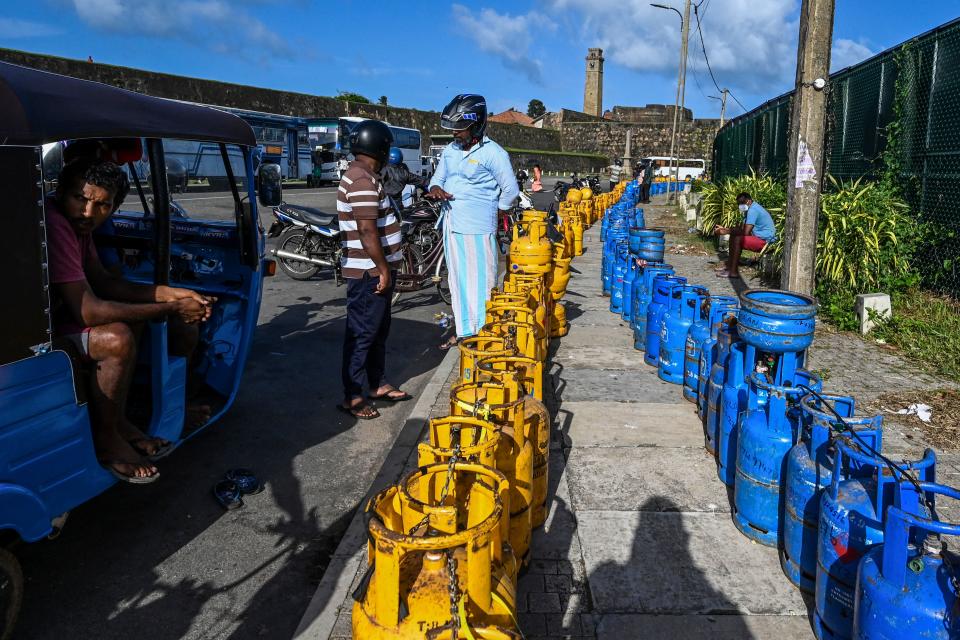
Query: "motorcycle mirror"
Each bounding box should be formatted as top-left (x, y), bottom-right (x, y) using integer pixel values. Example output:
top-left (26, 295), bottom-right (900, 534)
top-left (258, 163), bottom-right (283, 207)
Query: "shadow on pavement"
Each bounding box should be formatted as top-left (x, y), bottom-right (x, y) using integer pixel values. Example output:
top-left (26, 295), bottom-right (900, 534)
top-left (16, 297), bottom-right (444, 639)
top-left (589, 496), bottom-right (756, 640)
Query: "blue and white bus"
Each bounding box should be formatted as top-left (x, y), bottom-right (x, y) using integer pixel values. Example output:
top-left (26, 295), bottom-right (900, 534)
top-left (307, 117), bottom-right (426, 184)
top-left (159, 105), bottom-right (311, 187)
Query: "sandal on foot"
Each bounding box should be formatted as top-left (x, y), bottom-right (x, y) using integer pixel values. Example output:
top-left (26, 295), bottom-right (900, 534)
top-left (100, 459), bottom-right (160, 484)
top-left (213, 480), bottom-right (243, 510)
top-left (716, 269), bottom-right (739, 278)
top-left (128, 437), bottom-right (175, 461)
top-left (439, 337), bottom-right (459, 351)
top-left (225, 468), bottom-right (263, 495)
top-left (337, 402), bottom-right (380, 420)
top-left (369, 390), bottom-right (413, 402)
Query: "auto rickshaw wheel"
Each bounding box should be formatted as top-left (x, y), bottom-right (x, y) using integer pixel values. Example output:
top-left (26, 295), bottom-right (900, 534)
top-left (0, 547), bottom-right (23, 640)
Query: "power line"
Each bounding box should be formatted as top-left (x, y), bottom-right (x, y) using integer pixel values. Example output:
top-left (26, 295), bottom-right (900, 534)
top-left (693, 4), bottom-right (748, 114)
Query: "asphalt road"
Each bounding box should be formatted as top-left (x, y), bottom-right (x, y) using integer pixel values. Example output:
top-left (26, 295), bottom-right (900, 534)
top-left (14, 180), bottom-right (568, 639)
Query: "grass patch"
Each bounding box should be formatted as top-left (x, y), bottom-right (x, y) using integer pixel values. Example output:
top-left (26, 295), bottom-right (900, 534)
top-left (872, 289), bottom-right (960, 382)
top-left (866, 388), bottom-right (960, 451)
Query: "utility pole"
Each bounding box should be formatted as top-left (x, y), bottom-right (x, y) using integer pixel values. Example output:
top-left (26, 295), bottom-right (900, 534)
top-left (781, 0), bottom-right (835, 295)
top-left (622, 129), bottom-right (634, 181)
top-left (719, 88), bottom-right (728, 128)
top-left (656, 1), bottom-right (690, 201)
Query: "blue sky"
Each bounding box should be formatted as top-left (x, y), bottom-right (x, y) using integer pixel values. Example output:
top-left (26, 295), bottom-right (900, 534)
top-left (1, 1), bottom-right (957, 121)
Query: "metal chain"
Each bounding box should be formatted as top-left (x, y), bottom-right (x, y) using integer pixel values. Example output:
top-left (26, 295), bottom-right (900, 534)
top-left (446, 550), bottom-right (460, 638)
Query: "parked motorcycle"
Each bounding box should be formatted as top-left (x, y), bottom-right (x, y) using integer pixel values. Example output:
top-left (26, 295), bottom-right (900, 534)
top-left (268, 202), bottom-right (342, 282)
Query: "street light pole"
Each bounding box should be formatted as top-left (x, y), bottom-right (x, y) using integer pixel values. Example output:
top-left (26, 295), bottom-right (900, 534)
top-left (652, 1), bottom-right (691, 202)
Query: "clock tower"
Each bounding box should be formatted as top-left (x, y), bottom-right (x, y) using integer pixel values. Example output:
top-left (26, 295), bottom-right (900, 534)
top-left (583, 48), bottom-right (604, 117)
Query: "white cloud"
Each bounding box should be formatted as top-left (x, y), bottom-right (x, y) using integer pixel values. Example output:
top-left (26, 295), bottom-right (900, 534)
top-left (69, 0), bottom-right (291, 59)
top-left (831, 38), bottom-right (875, 71)
top-left (451, 4), bottom-right (554, 85)
top-left (0, 17), bottom-right (63, 38)
top-left (547, 0), bottom-right (801, 97)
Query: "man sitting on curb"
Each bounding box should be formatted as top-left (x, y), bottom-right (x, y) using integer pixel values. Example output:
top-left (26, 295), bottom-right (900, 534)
top-left (713, 191), bottom-right (776, 279)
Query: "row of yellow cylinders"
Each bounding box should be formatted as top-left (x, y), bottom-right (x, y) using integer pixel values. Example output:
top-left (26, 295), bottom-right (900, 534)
top-left (352, 202), bottom-right (596, 638)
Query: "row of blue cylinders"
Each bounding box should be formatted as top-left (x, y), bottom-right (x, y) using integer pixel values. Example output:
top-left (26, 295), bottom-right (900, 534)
top-left (596, 181), bottom-right (955, 640)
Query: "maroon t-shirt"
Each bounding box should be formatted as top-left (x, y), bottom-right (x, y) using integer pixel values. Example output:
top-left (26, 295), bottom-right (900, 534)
top-left (46, 198), bottom-right (100, 334)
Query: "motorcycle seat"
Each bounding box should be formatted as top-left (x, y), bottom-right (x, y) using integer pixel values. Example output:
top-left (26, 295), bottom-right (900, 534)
top-left (283, 204), bottom-right (337, 227)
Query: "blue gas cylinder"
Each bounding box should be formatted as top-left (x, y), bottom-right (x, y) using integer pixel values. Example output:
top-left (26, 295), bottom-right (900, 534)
top-left (658, 286), bottom-right (707, 384)
top-left (853, 481), bottom-right (960, 640)
top-left (738, 289), bottom-right (817, 354)
top-left (632, 264), bottom-right (674, 348)
top-left (781, 393), bottom-right (881, 594)
top-left (733, 369), bottom-right (822, 547)
top-left (717, 340), bottom-right (752, 485)
top-left (644, 276), bottom-right (687, 367)
top-left (637, 236), bottom-right (666, 263)
top-left (684, 295), bottom-right (737, 404)
top-left (621, 257), bottom-right (640, 321)
top-left (703, 317), bottom-right (738, 450)
top-left (601, 234), bottom-right (625, 295)
top-left (628, 227), bottom-right (663, 253)
top-left (609, 242), bottom-right (630, 314)
top-left (815, 439), bottom-right (937, 640)
top-left (632, 208), bottom-right (646, 229)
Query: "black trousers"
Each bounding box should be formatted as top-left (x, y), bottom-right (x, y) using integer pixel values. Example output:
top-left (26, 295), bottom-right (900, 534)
top-left (641, 183), bottom-right (651, 202)
top-left (342, 272), bottom-right (395, 399)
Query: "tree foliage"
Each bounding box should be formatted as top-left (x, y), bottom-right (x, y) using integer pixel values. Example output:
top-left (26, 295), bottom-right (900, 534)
top-left (378, 95), bottom-right (388, 106)
top-left (337, 91), bottom-right (371, 104)
top-left (527, 99), bottom-right (546, 118)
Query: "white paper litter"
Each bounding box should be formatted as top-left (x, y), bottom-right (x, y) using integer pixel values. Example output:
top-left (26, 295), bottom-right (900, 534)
top-left (897, 403), bottom-right (933, 423)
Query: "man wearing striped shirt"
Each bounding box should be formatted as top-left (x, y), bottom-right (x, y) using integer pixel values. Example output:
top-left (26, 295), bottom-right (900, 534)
top-left (336, 120), bottom-right (410, 420)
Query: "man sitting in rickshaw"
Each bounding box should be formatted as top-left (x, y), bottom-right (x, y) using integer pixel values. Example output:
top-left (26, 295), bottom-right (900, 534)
top-left (47, 158), bottom-right (215, 483)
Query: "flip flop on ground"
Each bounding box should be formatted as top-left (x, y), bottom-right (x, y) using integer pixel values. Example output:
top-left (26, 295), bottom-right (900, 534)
top-left (99, 459), bottom-right (160, 484)
top-left (128, 437), bottom-right (175, 461)
top-left (439, 336), bottom-right (459, 350)
top-left (369, 388), bottom-right (413, 402)
top-left (337, 402), bottom-right (380, 420)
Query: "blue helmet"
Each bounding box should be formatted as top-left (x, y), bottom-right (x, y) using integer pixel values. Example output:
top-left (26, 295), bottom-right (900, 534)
top-left (388, 147), bottom-right (403, 165)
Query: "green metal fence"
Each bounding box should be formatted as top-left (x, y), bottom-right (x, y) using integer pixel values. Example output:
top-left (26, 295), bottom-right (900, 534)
top-left (713, 17), bottom-right (960, 293)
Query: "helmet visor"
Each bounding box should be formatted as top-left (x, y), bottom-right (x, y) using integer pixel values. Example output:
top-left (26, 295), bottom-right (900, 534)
top-left (440, 111), bottom-right (479, 131)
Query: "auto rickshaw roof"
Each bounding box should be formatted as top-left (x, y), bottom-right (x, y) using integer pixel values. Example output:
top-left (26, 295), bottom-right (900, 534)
top-left (0, 62), bottom-right (256, 147)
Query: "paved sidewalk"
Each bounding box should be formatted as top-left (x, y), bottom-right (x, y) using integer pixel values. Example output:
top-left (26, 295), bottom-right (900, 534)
top-left (294, 194), bottom-right (960, 640)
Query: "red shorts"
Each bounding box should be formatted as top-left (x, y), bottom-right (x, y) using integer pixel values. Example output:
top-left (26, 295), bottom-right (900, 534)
top-left (742, 235), bottom-right (767, 252)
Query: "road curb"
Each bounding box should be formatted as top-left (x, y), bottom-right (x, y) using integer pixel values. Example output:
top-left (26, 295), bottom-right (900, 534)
top-left (293, 346), bottom-right (459, 639)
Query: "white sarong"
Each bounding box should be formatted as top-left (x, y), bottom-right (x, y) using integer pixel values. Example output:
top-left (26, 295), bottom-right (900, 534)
top-left (444, 225), bottom-right (499, 338)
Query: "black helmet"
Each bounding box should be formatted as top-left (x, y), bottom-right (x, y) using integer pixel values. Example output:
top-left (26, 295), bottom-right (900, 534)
top-left (440, 94), bottom-right (488, 138)
top-left (349, 120), bottom-right (394, 164)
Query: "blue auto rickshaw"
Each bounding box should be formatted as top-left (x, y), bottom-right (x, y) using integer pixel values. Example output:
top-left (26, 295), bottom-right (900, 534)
top-left (0, 61), bottom-right (280, 638)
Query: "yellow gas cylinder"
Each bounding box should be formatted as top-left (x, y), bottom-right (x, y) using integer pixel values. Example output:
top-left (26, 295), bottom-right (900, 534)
top-left (459, 334), bottom-right (516, 386)
top-left (561, 217), bottom-right (576, 255)
top-left (508, 217), bottom-right (553, 277)
top-left (475, 354), bottom-right (544, 402)
top-left (451, 381), bottom-right (533, 566)
top-left (579, 187), bottom-right (593, 202)
top-left (487, 292), bottom-right (546, 337)
top-left (484, 301), bottom-right (547, 355)
top-left (475, 356), bottom-right (552, 529)
top-left (572, 214), bottom-right (585, 257)
top-left (550, 301), bottom-right (569, 338)
top-left (565, 188), bottom-right (582, 204)
top-left (352, 461), bottom-right (517, 639)
top-left (505, 272), bottom-right (551, 317)
top-left (549, 251), bottom-right (572, 301)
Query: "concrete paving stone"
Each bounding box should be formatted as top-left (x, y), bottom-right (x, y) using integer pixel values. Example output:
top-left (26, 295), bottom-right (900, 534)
top-left (552, 335), bottom-right (645, 370)
top-left (595, 613), bottom-right (813, 639)
top-left (520, 573), bottom-right (546, 594)
top-left (557, 401), bottom-right (705, 448)
top-left (554, 367), bottom-right (687, 404)
top-left (544, 574), bottom-right (574, 594)
top-left (566, 446), bottom-right (729, 513)
top-left (577, 511), bottom-right (808, 615)
top-left (529, 592), bottom-right (564, 613)
top-left (518, 613), bottom-right (548, 636)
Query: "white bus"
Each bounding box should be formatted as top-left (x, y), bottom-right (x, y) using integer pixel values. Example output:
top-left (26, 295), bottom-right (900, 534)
top-left (307, 117), bottom-right (426, 184)
top-left (641, 157), bottom-right (706, 181)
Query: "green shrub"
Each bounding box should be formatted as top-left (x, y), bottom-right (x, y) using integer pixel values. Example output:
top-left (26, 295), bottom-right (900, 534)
top-left (698, 170), bottom-right (786, 234)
